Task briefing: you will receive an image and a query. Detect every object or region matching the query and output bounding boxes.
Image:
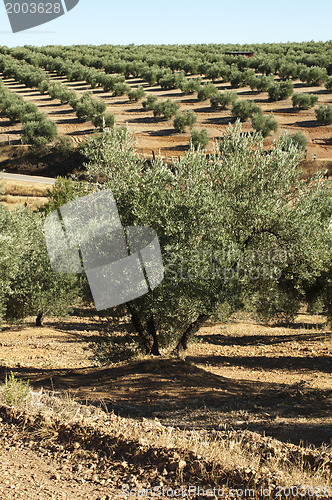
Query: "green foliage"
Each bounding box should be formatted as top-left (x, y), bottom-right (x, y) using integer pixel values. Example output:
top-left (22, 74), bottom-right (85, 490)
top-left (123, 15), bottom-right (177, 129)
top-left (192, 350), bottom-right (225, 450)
top-left (92, 112), bottom-right (115, 130)
top-left (38, 80), bottom-right (49, 94)
top-left (89, 332), bottom-right (140, 363)
top-left (159, 71), bottom-right (186, 90)
top-left (152, 99), bottom-right (180, 120)
top-left (231, 100), bottom-right (261, 122)
top-left (142, 94), bottom-right (157, 111)
top-left (292, 93), bottom-right (318, 110)
top-left (229, 68), bottom-right (254, 88)
top-left (74, 93), bottom-right (106, 121)
top-left (180, 77), bottom-right (202, 95)
top-left (299, 66), bottom-right (328, 86)
top-left (128, 85), bottom-right (145, 101)
top-left (315, 105), bottom-right (332, 125)
top-left (268, 80), bottom-right (294, 101)
top-left (112, 82), bottom-right (131, 96)
top-left (197, 83), bottom-right (218, 101)
top-left (1, 372), bottom-right (30, 406)
top-left (173, 111), bottom-right (197, 133)
top-left (251, 112), bottom-right (278, 137)
top-left (190, 128), bottom-right (208, 150)
top-left (278, 62), bottom-right (299, 80)
top-left (282, 131), bottom-right (307, 151)
top-left (142, 67), bottom-right (159, 86)
top-left (53, 136), bottom-right (74, 157)
top-left (22, 117), bottom-right (57, 146)
top-left (0, 204), bottom-right (82, 324)
top-left (42, 176), bottom-right (92, 215)
top-left (249, 75), bottom-right (274, 92)
top-left (79, 123), bottom-right (332, 353)
top-left (326, 76), bottom-right (332, 91)
top-left (210, 90), bottom-right (237, 110)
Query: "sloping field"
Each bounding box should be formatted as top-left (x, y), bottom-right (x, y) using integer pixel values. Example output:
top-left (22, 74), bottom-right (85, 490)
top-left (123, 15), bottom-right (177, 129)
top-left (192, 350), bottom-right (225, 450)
top-left (0, 73), bottom-right (331, 160)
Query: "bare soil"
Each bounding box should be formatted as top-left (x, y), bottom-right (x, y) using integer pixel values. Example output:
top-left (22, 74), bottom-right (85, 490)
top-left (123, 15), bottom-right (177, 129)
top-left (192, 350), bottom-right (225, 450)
top-left (0, 311), bottom-right (331, 498)
top-left (0, 311), bottom-right (331, 449)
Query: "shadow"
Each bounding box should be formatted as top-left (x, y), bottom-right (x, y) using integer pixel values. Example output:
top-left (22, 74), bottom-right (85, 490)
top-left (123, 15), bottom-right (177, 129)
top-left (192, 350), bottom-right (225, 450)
top-left (48, 108), bottom-right (74, 116)
top-left (196, 330), bottom-right (327, 347)
top-left (166, 144), bottom-right (189, 152)
top-left (146, 128), bottom-right (177, 137)
top-left (180, 97), bottom-right (199, 104)
top-left (66, 128), bottom-right (93, 136)
top-left (128, 116), bottom-right (157, 124)
top-left (125, 107), bottom-right (146, 113)
top-left (205, 116), bottom-right (234, 125)
top-left (1, 138), bottom-right (21, 146)
top-left (36, 101), bottom-right (66, 107)
top-left (191, 106), bottom-right (212, 113)
top-left (291, 119), bottom-right (321, 128)
top-left (66, 82), bottom-right (88, 89)
top-left (50, 319), bottom-right (133, 339)
top-left (56, 118), bottom-right (81, 125)
top-left (143, 87), bottom-right (163, 93)
top-left (1, 358), bottom-right (330, 446)
top-left (187, 353), bottom-right (332, 373)
top-left (313, 137), bottom-right (332, 146)
top-left (271, 107), bottom-right (297, 114)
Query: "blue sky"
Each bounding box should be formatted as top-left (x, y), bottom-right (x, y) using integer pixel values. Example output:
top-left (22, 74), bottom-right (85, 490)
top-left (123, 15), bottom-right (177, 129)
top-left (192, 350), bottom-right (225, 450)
top-left (0, 0), bottom-right (331, 47)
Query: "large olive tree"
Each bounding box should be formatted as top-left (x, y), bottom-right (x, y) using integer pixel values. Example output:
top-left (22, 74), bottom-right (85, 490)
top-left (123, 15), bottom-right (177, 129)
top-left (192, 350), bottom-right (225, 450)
top-left (72, 123), bottom-right (332, 355)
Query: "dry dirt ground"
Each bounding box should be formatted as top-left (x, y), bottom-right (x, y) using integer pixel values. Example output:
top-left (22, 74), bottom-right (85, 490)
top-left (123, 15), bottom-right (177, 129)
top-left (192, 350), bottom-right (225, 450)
top-left (0, 311), bottom-right (331, 498)
top-left (0, 311), bottom-right (331, 448)
top-left (0, 72), bottom-right (331, 160)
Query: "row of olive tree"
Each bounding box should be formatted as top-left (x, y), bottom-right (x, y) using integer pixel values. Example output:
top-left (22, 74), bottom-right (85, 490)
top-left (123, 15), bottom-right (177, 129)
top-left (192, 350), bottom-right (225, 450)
top-left (0, 54), bottom-right (113, 128)
top-left (14, 42), bottom-right (331, 89)
top-left (0, 80), bottom-right (57, 145)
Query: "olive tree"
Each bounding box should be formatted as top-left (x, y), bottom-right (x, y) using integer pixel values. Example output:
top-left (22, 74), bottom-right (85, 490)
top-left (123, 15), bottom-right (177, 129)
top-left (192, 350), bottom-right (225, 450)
top-left (268, 80), bottom-right (294, 101)
top-left (78, 123), bottom-right (331, 356)
top-left (0, 205), bottom-right (82, 328)
top-left (232, 100), bottom-right (261, 122)
top-left (251, 112), bottom-right (278, 137)
top-left (173, 111), bottom-right (197, 133)
top-left (292, 93), bottom-right (318, 110)
top-left (315, 105), bottom-right (332, 125)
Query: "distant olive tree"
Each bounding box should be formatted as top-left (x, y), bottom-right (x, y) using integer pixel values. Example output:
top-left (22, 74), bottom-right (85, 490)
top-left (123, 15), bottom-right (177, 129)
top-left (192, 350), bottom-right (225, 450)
top-left (268, 80), bottom-right (294, 101)
top-left (251, 112), bottom-right (278, 137)
top-left (292, 93), bottom-right (318, 110)
top-left (173, 111), bottom-right (197, 133)
top-left (232, 100), bottom-right (260, 121)
top-left (315, 105), bottom-right (332, 125)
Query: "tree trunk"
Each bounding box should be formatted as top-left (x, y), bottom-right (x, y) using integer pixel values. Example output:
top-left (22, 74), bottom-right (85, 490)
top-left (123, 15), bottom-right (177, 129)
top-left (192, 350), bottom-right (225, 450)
top-left (146, 315), bottom-right (161, 356)
top-left (175, 314), bottom-right (210, 353)
top-left (36, 312), bottom-right (43, 327)
top-left (127, 304), bottom-right (151, 354)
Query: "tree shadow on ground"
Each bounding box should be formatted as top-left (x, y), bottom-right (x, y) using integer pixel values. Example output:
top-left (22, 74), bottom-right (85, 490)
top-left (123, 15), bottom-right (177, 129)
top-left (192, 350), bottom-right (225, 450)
top-left (2, 358), bottom-right (330, 447)
top-left (196, 330), bottom-right (327, 346)
top-left (205, 116), bottom-right (234, 126)
top-left (291, 119), bottom-right (321, 128)
top-left (187, 353), bottom-right (332, 373)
